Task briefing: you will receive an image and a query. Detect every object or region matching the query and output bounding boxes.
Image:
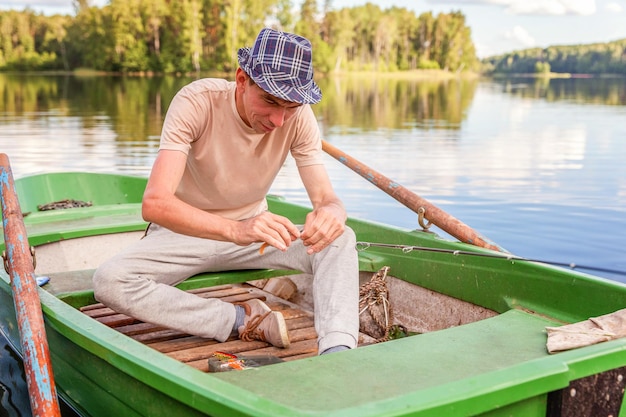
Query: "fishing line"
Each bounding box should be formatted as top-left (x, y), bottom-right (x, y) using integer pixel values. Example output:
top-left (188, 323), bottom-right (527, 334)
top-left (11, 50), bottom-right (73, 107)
top-left (355, 241), bottom-right (626, 277)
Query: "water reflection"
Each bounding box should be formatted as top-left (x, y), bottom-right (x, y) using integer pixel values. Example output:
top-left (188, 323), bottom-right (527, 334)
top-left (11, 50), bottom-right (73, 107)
top-left (0, 74), bottom-right (189, 140)
top-left (0, 73), bottom-right (480, 141)
top-left (316, 75), bottom-right (478, 132)
top-left (2, 73), bottom-right (625, 142)
top-left (496, 76), bottom-right (626, 105)
top-left (0, 342), bottom-right (30, 415)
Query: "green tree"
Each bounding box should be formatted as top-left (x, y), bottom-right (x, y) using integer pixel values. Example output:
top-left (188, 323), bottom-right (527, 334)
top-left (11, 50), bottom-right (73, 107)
top-left (0, 10), bottom-right (34, 68)
top-left (388, 7), bottom-right (418, 70)
top-left (295, 0), bottom-right (319, 42)
top-left (275, 0), bottom-right (295, 31)
top-left (0, 10), bottom-right (60, 70)
top-left (535, 61), bottom-right (550, 74)
top-left (439, 12), bottom-right (477, 72)
top-left (295, 0), bottom-right (333, 73)
top-left (141, 0), bottom-right (168, 69)
top-left (483, 39), bottom-right (626, 75)
top-left (323, 7), bottom-right (355, 71)
top-left (157, 0), bottom-right (203, 73)
top-left (201, 0), bottom-right (226, 70)
top-left (109, 0), bottom-right (149, 72)
top-left (416, 11), bottom-right (436, 66)
top-left (352, 4), bottom-right (384, 70)
top-left (1, 3), bottom-right (482, 75)
top-left (42, 14), bottom-right (70, 70)
top-left (66, 5), bottom-right (113, 70)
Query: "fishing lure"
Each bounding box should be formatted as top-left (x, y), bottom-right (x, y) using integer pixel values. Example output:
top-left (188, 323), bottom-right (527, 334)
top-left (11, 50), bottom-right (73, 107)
top-left (211, 351), bottom-right (246, 370)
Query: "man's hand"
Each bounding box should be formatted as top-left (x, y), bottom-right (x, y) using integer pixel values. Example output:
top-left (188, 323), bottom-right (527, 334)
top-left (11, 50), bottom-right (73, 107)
top-left (300, 203), bottom-right (346, 254)
top-left (297, 163), bottom-right (348, 254)
top-left (232, 212), bottom-right (301, 251)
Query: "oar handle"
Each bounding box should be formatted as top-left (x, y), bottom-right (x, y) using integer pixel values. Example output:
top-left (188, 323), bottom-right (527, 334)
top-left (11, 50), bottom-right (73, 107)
top-left (0, 154), bottom-right (61, 417)
top-left (322, 140), bottom-right (508, 253)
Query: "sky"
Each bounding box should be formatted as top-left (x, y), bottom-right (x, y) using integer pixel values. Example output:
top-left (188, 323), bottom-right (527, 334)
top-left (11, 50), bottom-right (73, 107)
top-left (1, 0), bottom-right (625, 58)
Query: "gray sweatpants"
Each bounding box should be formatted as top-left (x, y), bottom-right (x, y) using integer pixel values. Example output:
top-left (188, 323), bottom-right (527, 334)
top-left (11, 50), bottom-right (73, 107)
top-left (93, 223), bottom-right (359, 353)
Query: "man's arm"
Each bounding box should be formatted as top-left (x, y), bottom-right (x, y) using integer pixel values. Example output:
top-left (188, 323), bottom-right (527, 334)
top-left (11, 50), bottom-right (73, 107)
top-left (298, 164), bottom-right (348, 254)
top-left (142, 149), bottom-right (234, 239)
top-left (142, 149), bottom-right (300, 250)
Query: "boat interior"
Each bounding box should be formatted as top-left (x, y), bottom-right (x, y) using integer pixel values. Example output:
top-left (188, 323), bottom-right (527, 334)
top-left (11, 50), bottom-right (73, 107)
top-left (36, 232), bottom-right (498, 372)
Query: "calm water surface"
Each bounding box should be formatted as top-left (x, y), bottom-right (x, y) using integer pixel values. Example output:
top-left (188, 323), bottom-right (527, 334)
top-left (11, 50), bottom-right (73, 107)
top-left (1, 73), bottom-right (625, 415)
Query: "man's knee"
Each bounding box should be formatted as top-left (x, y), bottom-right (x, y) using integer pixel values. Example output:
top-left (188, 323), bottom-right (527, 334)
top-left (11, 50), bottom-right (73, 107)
top-left (344, 226), bottom-right (356, 242)
top-left (92, 258), bottom-right (125, 305)
top-left (336, 225), bottom-right (357, 248)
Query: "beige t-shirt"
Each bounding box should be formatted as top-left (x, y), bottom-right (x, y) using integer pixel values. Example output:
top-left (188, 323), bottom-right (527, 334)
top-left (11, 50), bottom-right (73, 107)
top-left (159, 78), bottom-right (323, 220)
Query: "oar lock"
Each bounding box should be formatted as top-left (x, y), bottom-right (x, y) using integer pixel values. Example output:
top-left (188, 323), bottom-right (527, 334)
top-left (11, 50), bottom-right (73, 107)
top-left (417, 207), bottom-right (432, 231)
top-left (2, 246), bottom-right (37, 274)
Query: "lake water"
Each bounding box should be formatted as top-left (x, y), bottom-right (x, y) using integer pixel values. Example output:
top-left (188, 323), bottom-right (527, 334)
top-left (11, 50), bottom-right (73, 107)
top-left (1, 73), bottom-right (625, 415)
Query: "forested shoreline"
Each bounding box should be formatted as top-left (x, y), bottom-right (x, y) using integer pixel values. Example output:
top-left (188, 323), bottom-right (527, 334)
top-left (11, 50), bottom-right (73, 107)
top-left (2, 1), bottom-right (624, 77)
top-left (483, 38), bottom-right (626, 76)
top-left (0, 1), bottom-right (477, 74)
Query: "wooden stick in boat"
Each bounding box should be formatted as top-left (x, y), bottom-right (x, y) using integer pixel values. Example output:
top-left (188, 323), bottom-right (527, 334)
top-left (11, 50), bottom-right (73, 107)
top-left (321, 140), bottom-right (508, 253)
top-left (0, 153), bottom-right (62, 417)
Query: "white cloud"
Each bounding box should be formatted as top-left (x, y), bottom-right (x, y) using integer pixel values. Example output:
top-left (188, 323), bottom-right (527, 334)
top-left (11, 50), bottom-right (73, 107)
top-left (0, 0), bottom-right (108, 14)
top-left (3, 0), bottom-right (70, 8)
top-left (504, 25), bottom-right (536, 47)
top-left (508, 1), bottom-right (594, 15)
top-left (605, 2), bottom-right (623, 12)
top-left (440, 0), bottom-right (598, 16)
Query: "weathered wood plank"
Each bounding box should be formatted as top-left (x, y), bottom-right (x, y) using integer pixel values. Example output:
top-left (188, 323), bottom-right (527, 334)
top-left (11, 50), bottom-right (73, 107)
top-left (115, 322), bottom-right (167, 337)
top-left (147, 335), bottom-right (215, 353)
top-left (81, 284), bottom-right (320, 372)
top-left (96, 313), bottom-right (139, 327)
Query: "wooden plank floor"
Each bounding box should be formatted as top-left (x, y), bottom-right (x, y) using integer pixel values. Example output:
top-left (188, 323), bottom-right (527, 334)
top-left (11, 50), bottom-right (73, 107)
top-left (80, 283), bottom-right (319, 373)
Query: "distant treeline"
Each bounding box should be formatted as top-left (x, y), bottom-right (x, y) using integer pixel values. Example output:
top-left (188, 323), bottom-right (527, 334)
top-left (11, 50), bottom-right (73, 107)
top-left (482, 39), bottom-right (626, 75)
top-left (0, 0), bottom-right (478, 74)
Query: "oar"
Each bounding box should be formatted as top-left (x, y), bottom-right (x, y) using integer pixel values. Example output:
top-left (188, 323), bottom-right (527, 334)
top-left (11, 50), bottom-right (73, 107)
top-left (322, 140), bottom-right (507, 253)
top-left (0, 154), bottom-right (61, 417)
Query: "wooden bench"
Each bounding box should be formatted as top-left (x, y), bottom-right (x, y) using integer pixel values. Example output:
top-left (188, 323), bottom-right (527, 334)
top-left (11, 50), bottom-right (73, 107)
top-left (79, 282), bottom-right (320, 372)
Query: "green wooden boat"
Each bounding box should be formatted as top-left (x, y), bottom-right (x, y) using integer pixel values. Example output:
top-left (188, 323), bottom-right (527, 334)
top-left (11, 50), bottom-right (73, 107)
top-left (1, 171), bottom-right (626, 417)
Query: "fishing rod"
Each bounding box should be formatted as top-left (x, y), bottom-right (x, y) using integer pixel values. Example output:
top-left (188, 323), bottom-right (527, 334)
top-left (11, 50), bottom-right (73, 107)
top-left (355, 241), bottom-right (626, 277)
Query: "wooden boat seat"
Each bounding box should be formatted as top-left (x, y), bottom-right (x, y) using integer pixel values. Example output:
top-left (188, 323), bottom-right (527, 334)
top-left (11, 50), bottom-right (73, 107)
top-left (79, 282), bottom-right (320, 371)
top-left (43, 267), bottom-right (320, 370)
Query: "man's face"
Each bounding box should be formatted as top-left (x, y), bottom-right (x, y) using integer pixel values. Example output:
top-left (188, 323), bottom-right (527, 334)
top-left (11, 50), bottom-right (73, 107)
top-left (236, 71), bottom-right (302, 134)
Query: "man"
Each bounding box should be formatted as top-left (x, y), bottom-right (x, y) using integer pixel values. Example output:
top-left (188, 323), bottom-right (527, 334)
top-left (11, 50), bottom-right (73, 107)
top-left (93, 28), bottom-right (359, 355)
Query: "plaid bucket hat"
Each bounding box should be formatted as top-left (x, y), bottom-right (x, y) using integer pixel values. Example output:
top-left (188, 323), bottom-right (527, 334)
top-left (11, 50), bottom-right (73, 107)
top-left (238, 28), bottom-right (322, 104)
